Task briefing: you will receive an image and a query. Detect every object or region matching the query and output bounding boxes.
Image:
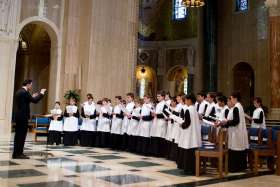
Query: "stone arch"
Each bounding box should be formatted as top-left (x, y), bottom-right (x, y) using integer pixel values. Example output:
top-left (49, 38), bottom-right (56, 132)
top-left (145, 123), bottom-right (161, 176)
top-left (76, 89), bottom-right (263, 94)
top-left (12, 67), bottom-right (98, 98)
top-left (14, 17), bottom-right (62, 111)
top-left (232, 62), bottom-right (255, 107)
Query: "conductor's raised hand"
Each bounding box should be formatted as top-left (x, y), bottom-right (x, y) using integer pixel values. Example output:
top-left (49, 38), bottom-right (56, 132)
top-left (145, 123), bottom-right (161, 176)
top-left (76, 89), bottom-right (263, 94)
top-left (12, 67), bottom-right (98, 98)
top-left (40, 88), bottom-right (47, 95)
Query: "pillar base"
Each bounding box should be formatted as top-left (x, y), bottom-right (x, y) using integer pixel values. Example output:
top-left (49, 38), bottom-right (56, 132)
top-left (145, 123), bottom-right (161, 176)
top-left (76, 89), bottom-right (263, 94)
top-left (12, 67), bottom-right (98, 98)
top-left (268, 108), bottom-right (280, 120)
top-left (0, 119), bottom-right (12, 141)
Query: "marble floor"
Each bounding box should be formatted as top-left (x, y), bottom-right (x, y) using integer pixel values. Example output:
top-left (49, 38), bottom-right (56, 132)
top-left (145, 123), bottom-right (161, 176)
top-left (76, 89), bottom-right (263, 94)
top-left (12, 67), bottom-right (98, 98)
top-left (0, 134), bottom-right (279, 187)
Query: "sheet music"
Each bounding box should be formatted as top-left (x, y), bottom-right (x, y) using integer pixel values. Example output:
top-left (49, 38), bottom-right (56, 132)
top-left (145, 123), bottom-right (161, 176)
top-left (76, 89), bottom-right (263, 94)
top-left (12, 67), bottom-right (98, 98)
top-left (170, 114), bottom-right (184, 125)
top-left (66, 105), bottom-right (77, 113)
top-left (202, 119), bottom-right (215, 126)
top-left (50, 109), bottom-right (62, 115)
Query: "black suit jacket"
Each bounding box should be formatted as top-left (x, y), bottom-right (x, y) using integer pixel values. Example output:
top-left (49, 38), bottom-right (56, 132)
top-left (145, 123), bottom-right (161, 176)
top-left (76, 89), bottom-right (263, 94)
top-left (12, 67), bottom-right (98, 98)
top-left (15, 88), bottom-right (44, 121)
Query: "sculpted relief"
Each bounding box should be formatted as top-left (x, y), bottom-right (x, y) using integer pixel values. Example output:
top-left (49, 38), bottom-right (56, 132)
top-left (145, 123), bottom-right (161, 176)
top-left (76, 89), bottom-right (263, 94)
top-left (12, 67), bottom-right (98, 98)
top-left (0, 0), bottom-right (17, 36)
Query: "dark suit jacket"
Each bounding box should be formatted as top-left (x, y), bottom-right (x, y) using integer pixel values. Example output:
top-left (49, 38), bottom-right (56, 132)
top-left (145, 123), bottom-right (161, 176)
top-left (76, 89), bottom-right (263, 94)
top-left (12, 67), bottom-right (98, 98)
top-left (15, 88), bottom-right (44, 122)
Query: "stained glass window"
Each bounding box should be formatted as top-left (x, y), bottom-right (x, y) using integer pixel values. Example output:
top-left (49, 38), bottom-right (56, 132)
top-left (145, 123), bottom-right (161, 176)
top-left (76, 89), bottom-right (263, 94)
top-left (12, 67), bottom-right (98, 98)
top-left (236, 0), bottom-right (248, 12)
top-left (173, 0), bottom-right (187, 20)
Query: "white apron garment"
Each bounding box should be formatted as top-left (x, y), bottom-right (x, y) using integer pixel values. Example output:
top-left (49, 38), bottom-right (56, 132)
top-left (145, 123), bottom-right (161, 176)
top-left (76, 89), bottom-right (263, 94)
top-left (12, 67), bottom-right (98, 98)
top-left (166, 120), bottom-right (173, 141)
top-left (165, 99), bottom-right (171, 107)
top-left (97, 106), bottom-right (111, 132)
top-left (251, 108), bottom-right (266, 129)
top-left (49, 109), bottom-right (63, 131)
top-left (170, 104), bottom-right (184, 144)
top-left (80, 118), bottom-right (96, 131)
top-left (80, 103), bottom-right (97, 131)
top-left (49, 120), bottom-right (63, 131)
top-left (63, 117), bottom-right (79, 132)
top-left (197, 100), bottom-right (208, 116)
top-left (138, 103), bottom-right (153, 138)
top-left (216, 105), bottom-right (229, 121)
top-left (204, 102), bottom-right (216, 117)
top-left (227, 103), bottom-right (249, 151)
top-left (203, 102), bottom-right (216, 126)
top-left (150, 101), bottom-right (167, 138)
top-left (121, 102), bottom-right (135, 134)
top-left (127, 107), bottom-right (141, 136)
top-left (111, 104), bottom-right (123, 134)
top-left (165, 106), bottom-right (176, 141)
top-left (178, 105), bottom-right (202, 149)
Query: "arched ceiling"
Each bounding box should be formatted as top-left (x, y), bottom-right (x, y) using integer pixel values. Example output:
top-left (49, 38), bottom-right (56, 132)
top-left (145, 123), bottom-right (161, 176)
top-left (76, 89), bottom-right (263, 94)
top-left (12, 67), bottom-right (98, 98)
top-left (19, 24), bottom-right (51, 52)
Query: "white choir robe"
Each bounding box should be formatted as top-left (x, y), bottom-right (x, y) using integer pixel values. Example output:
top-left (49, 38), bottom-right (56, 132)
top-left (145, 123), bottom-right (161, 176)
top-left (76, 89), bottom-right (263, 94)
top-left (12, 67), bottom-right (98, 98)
top-left (178, 105), bottom-right (202, 149)
top-left (49, 120), bottom-right (63, 132)
top-left (111, 104), bottom-right (123, 134)
top-left (165, 106), bottom-right (176, 141)
top-left (202, 102), bottom-right (216, 126)
top-left (227, 103), bottom-right (249, 151)
top-left (63, 106), bottom-right (79, 132)
top-left (49, 109), bottom-right (63, 132)
top-left (127, 107), bottom-right (141, 136)
top-left (80, 103), bottom-right (97, 132)
top-left (170, 104), bottom-right (184, 144)
top-left (196, 100), bottom-right (208, 116)
top-left (97, 106), bottom-right (111, 132)
top-left (150, 100), bottom-right (167, 138)
top-left (138, 103), bottom-right (153, 138)
top-left (251, 107), bottom-right (266, 129)
top-left (121, 102), bottom-right (135, 135)
top-left (165, 99), bottom-right (171, 107)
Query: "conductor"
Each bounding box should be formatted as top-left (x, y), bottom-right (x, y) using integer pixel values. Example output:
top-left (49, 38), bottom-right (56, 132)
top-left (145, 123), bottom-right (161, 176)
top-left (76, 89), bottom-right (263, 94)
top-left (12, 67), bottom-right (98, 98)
top-left (12, 79), bottom-right (47, 159)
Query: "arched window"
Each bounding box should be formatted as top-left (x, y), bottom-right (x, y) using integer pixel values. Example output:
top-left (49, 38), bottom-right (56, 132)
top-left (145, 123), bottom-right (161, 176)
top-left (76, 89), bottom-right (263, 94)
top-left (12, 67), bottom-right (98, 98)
top-left (173, 0), bottom-right (187, 20)
top-left (183, 78), bottom-right (188, 94)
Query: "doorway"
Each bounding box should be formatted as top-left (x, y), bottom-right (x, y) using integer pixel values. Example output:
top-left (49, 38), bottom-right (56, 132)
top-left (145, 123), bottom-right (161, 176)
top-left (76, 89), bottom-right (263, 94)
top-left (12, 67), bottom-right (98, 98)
top-left (233, 62), bottom-right (254, 108)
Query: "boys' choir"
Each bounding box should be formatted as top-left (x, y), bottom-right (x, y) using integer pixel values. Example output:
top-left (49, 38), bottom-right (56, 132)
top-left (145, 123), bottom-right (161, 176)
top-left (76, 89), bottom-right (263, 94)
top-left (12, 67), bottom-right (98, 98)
top-left (47, 90), bottom-right (265, 174)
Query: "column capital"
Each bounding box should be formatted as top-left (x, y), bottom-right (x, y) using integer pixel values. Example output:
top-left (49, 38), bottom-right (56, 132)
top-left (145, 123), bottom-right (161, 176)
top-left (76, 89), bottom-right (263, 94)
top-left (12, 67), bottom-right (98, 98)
top-left (265, 0), bottom-right (280, 17)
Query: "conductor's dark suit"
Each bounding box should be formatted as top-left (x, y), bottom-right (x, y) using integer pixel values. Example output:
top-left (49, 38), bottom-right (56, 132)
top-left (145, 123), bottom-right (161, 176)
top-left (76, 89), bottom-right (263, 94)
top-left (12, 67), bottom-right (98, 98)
top-left (13, 88), bottom-right (44, 157)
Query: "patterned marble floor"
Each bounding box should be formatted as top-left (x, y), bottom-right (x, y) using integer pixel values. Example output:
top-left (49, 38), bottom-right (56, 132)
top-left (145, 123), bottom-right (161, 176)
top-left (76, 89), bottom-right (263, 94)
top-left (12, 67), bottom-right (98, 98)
top-left (0, 134), bottom-right (279, 187)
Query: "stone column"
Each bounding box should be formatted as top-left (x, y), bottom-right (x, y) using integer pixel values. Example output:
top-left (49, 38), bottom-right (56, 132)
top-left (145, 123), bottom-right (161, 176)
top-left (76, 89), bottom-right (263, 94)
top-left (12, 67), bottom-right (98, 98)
top-left (86, 0), bottom-right (139, 100)
top-left (194, 7), bottom-right (204, 94)
top-left (0, 0), bottom-right (20, 141)
top-left (203, 0), bottom-right (217, 92)
top-left (266, 0), bottom-right (280, 120)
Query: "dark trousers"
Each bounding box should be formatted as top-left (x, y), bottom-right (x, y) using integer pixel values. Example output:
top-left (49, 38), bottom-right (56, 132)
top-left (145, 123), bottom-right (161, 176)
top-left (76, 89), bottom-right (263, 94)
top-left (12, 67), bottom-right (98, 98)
top-left (13, 119), bottom-right (28, 156)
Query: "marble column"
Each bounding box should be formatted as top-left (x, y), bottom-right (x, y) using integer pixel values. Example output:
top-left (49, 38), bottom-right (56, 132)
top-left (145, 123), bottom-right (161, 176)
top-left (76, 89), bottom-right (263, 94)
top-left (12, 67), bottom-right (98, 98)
top-left (0, 0), bottom-right (20, 140)
top-left (85, 0), bottom-right (139, 100)
top-left (203, 0), bottom-right (217, 92)
top-left (266, 0), bottom-right (280, 120)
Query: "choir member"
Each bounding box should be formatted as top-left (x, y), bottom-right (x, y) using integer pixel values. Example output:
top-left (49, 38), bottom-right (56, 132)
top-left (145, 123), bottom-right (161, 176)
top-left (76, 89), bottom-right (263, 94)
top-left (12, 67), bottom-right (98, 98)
top-left (150, 91), bottom-right (168, 157)
top-left (96, 98), bottom-right (112, 148)
top-left (121, 93), bottom-right (135, 150)
top-left (248, 97), bottom-right (266, 129)
top-left (47, 102), bottom-right (63, 145)
top-left (177, 94), bottom-right (202, 174)
top-left (217, 92), bottom-right (249, 172)
top-left (195, 92), bottom-right (208, 118)
top-left (63, 98), bottom-right (80, 146)
top-left (216, 95), bottom-right (229, 120)
top-left (165, 92), bottom-right (172, 106)
top-left (137, 95), bottom-right (153, 155)
top-left (80, 94), bottom-right (97, 147)
top-left (110, 96), bottom-right (124, 150)
top-left (167, 95), bottom-right (185, 161)
top-left (202, 92), bottom-right (217, 124)
top-left (165, 97), bottom-right (178, 159)
top-left (127, 99), bottom-right (142, 152)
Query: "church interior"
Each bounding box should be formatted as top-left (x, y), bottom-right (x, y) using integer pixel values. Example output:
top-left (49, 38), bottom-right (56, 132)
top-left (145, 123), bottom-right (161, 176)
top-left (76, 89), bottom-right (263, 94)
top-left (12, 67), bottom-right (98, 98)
top-left (0, 0), bottom-right (280, 186)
